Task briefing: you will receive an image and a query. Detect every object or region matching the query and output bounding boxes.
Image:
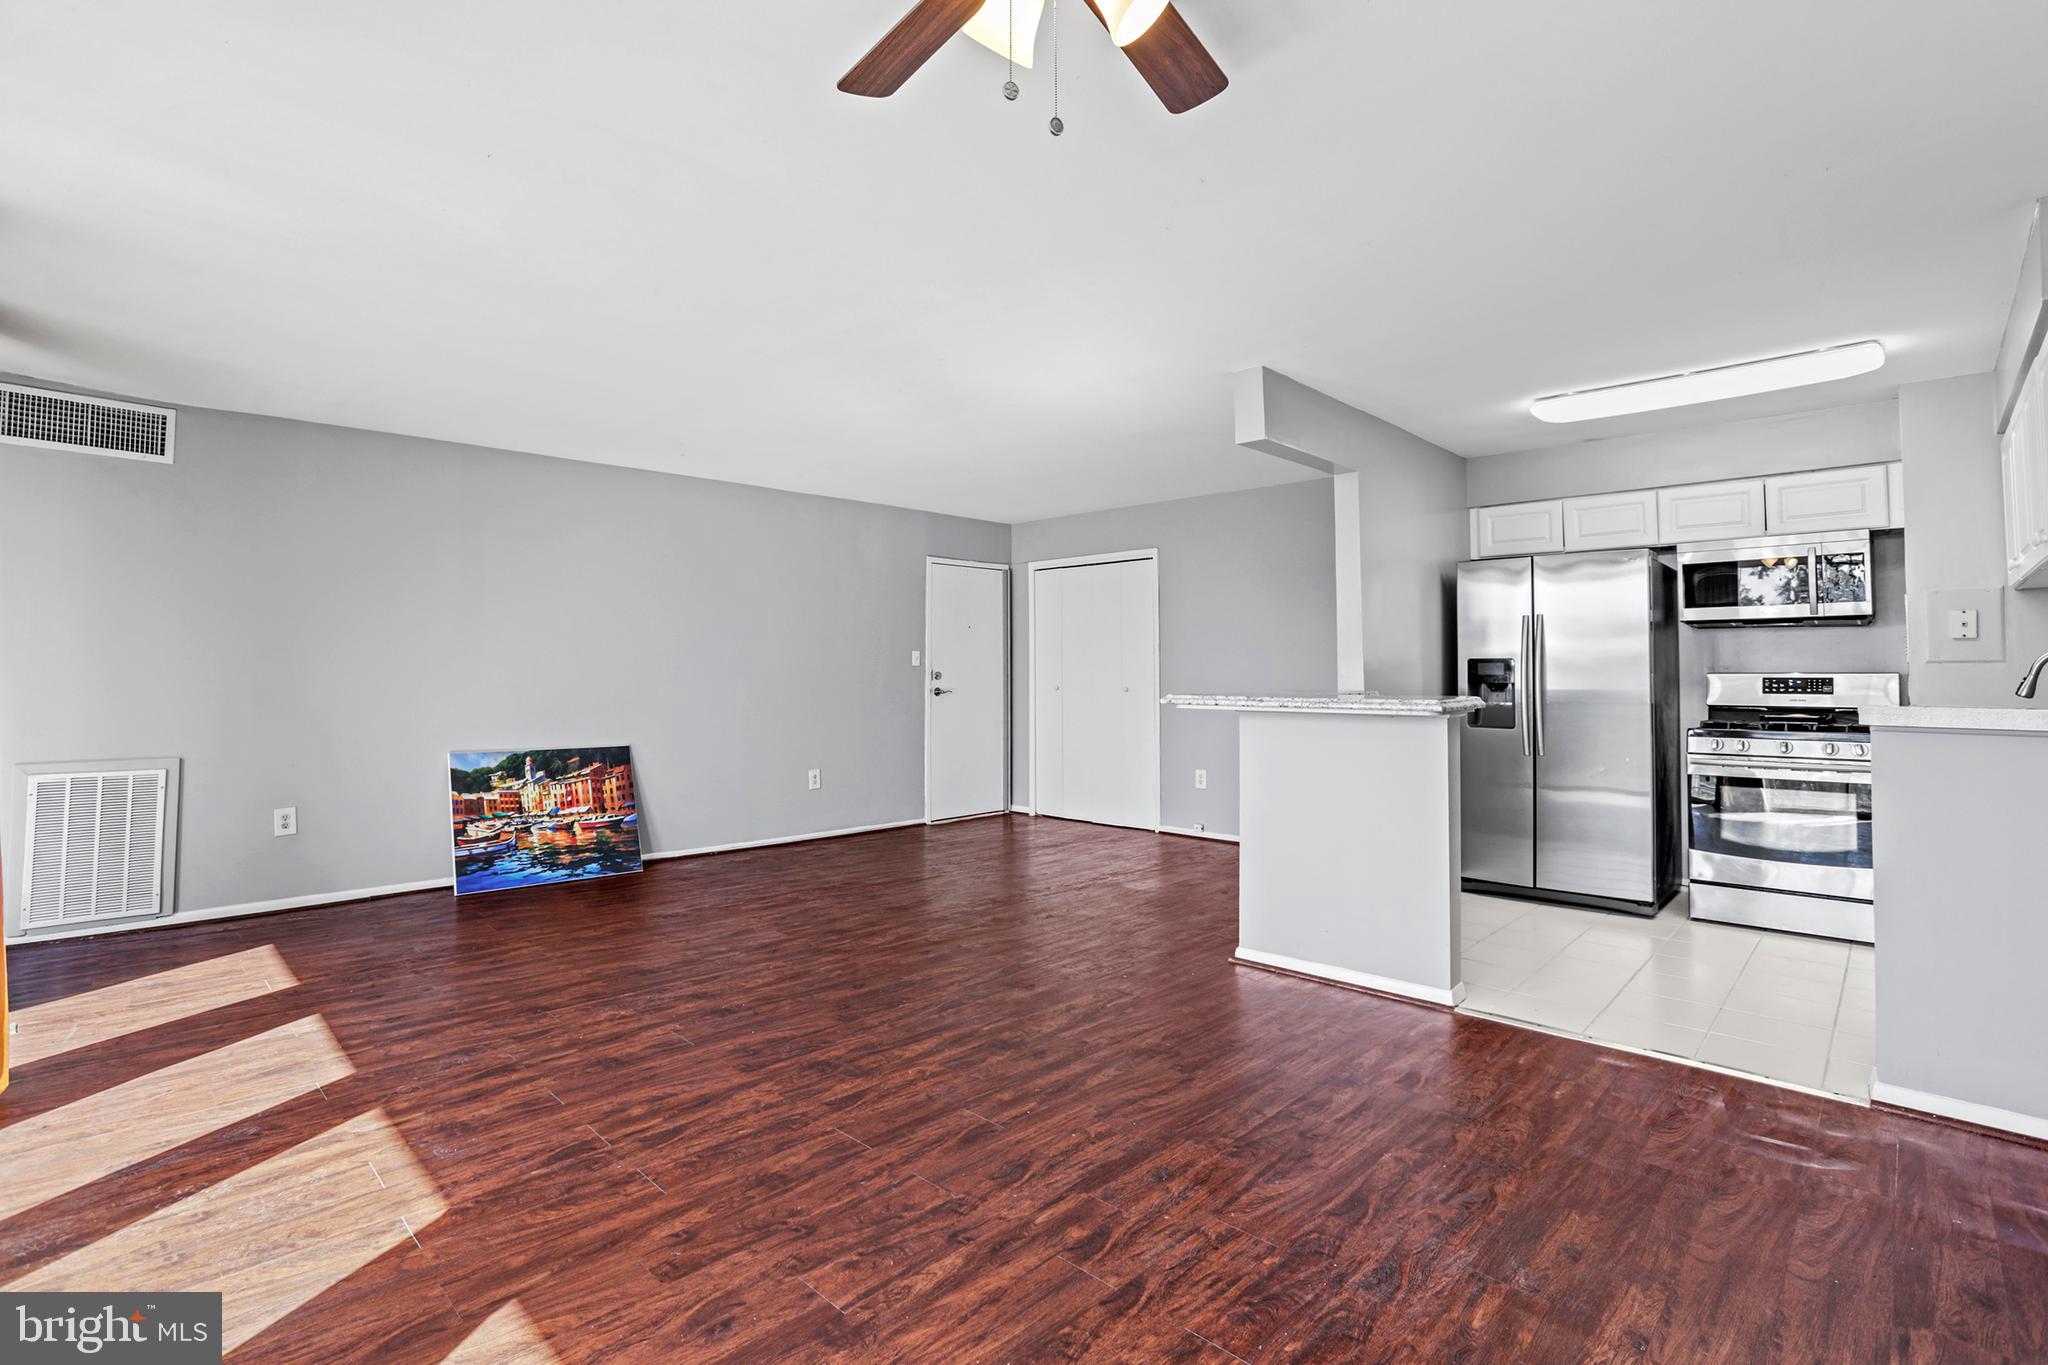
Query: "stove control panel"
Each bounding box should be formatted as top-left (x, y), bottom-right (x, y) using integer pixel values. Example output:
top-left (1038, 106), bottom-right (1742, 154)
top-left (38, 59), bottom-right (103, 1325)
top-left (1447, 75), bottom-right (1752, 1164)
top-left (1687, 730), bottom-right (1873, 764)
top-left (1762, 676), bottom-right (1835, 695)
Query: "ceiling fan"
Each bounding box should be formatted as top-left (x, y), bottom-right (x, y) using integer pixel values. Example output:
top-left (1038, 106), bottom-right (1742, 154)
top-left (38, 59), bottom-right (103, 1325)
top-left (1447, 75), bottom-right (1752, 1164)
top-left (838, 0), bottom-right (1228, 115)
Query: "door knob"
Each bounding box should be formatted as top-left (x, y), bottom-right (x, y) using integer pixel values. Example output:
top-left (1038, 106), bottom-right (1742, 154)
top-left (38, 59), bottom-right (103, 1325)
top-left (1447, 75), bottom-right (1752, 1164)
top-left (933, 687), bottom-right (954, 696)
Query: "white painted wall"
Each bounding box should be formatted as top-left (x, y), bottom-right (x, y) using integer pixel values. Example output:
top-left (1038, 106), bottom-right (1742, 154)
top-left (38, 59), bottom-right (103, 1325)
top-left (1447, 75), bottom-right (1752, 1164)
top-left (0, 389), bottom-right (1008, 936)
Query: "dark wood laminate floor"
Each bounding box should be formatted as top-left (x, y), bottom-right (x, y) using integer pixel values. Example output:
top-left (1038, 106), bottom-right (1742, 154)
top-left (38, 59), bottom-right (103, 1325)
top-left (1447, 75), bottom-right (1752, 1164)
top-left (4, 815), bottom-right (2044, 1362)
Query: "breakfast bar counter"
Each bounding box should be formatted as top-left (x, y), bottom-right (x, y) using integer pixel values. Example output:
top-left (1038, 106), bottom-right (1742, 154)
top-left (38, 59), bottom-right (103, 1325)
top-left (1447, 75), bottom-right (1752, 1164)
top-left (1165, 694), bottom-right (1482, 1007)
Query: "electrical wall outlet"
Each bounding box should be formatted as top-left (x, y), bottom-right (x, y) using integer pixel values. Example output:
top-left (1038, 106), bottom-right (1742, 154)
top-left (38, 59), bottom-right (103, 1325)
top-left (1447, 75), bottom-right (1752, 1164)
top-left (807, 769), bottom-right (821, 791)
top-left (274, 806), bottom-right (298, 837)
top-left (1194, 769), bottom-right (1207, 790)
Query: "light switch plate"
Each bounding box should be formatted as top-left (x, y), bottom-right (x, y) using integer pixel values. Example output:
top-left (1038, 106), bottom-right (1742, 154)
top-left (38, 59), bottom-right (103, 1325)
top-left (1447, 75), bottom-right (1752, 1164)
top-left (1921, 589), bottom-right (2004, 663)
top-left (911, 650), bottom-right (921, 667)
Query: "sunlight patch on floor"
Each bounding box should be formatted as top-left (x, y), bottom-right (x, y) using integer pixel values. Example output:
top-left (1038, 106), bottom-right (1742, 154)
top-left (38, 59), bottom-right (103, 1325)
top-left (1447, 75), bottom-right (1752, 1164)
top-left (10, 1106), bottom-right (447, 1352)
top-left (9, 945), bottom-right (297, 1068)
top-left (0, 1015), bottom-right (352, 1221)
top-left (443, 1300), bottom-right (561, 1364)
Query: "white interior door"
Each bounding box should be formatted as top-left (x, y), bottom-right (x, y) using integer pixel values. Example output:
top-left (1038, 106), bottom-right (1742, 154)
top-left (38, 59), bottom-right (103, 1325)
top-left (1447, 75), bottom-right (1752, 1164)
top-left (926, 560), bottom-right (1008, 821)
top-left (1032, 556), bottom-right (1158, 829)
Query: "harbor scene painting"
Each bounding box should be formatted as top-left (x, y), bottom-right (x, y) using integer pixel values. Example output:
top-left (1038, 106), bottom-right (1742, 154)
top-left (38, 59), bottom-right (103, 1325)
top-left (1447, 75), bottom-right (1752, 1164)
top-left (448, 746), bottom-right (642, 896)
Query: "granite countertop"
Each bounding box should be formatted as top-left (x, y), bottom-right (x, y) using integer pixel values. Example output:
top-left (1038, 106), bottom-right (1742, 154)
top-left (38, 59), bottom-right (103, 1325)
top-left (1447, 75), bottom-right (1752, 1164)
top-left (1161, 693), bottom-right (1484, 717)
top-left (1863, 704), bottom-right (2048, 734)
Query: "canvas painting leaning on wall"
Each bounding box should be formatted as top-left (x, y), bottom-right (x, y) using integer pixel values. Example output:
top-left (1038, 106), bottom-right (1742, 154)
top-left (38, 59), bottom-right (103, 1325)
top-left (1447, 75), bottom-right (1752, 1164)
top-left (448, 746), bottom-right (642, 895)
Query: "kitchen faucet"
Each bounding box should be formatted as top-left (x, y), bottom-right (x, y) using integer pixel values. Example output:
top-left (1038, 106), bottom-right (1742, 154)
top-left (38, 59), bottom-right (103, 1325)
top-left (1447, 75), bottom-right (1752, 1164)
top-left (2020, 648), bottom-right (2048, 700)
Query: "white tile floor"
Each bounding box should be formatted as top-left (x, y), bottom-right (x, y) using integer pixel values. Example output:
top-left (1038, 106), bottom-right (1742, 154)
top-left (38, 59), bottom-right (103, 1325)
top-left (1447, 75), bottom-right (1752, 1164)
top-left (1457, 890), bottom-right (1877, 1102)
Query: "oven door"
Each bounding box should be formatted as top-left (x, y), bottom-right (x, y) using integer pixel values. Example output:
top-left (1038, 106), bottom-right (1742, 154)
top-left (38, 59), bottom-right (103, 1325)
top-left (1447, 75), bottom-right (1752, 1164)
top-left (1677, 543), bottom-right (1815, 623)
top-left (1687, 758), bottom-right (1873, 900)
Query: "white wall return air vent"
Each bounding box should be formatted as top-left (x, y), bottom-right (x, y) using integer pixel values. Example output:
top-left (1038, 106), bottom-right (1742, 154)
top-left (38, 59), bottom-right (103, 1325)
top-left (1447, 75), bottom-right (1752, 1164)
top-left (17, 760), bottom-right (181, 935)
top-left (0, 383), bottom-right (175, 464)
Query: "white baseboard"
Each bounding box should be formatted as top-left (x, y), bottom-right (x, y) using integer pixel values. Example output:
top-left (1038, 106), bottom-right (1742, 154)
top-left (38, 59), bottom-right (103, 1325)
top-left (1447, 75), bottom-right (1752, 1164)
top-left (1009, 804), bottom-right (1032, 814)
top-left (6, 876), bottom-right (455, 946)
top-left (1157, 824), bottom-right (1239, 844)
top-left (1234, 946), bottom-right (1463, 1007)
top-left (1870, 1076), bottom-right (2048, 1142)
top-left (6, 817), bottom-right (931, 947)
top-left (642, 817), bottom-right (924, 862)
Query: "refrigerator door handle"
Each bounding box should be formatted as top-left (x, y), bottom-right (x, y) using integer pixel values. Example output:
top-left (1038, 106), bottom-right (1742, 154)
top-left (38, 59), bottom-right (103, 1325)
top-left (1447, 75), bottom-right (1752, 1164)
top-left (1532, 613), bottom-right (1547, 757)
top-left (1519, 613), bottom-right (1534, 757)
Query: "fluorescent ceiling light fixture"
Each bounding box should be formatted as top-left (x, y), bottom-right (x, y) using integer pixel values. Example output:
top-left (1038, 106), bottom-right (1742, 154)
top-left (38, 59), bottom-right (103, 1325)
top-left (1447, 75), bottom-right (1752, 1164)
top-left (962, 0), bottom-right (1046, 67)
top-left (1530, 341), bottom-right (1887, 424)
top-left (1099, 0), bottom-right (1172, 45)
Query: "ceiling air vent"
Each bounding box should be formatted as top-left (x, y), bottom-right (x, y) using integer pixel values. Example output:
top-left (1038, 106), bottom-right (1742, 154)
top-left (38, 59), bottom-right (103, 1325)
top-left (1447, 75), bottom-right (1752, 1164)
top-left (1, 383), bottom-right (175, 464)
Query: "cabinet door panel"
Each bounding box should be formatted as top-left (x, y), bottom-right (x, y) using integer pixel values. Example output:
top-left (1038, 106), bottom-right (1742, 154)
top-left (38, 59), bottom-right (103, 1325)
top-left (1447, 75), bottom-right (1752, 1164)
top-left (1473, 501), bottom-right (1565, 558)
top-left (1765, 464), bottom-right (1891, 534)
top-left (1658, 479), bottom-right (1767, 544)
top-left (1562, 489), bottom-right (1660, 551)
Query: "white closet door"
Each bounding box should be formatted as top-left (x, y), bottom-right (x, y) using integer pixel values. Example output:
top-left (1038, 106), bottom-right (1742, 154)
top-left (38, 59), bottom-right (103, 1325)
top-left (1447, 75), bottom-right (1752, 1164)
top-left (1033, 557), bottom-right (1158, 830)
top-left (1032, 568), bottom-right (1068, 817)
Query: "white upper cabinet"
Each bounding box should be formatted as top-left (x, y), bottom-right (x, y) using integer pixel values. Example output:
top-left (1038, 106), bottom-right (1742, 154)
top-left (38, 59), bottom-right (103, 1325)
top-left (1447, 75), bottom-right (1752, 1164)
top-left (1561, 488), bottom-right (1660, 551)
top-left (2002, 357), bottom-right (2048, 588)
top-left (1471, 501), bottom-right (1565, 558)
top-left (1658, 479), bottom-right (1767, 544)
top-left (1764, 463), bottom-right (1892, 535)
top-left (1996, 201), bottom-right (2048, 587)
top-left (1995, 199), bottom-right (2048, 435)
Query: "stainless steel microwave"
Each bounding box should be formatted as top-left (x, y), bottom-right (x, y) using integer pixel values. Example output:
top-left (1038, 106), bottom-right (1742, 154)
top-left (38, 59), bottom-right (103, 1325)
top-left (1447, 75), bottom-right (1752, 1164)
top-left (1676, 531), bottom-right (1875, 625)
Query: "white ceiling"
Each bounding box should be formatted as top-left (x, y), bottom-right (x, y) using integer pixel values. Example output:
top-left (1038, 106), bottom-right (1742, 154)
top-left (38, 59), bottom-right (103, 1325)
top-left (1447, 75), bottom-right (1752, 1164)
top-left (6, 1), bottom-right (2048, 522)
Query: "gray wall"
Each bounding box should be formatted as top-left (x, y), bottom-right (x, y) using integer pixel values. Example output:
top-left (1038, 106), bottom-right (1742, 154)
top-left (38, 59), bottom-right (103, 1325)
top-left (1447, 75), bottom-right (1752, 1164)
top-left (0, 398), bottom-right (1007, 935)
top-left (1010, 479), bottom-right (1337, 836)
top-left (1873, 726), bottom-right (2048, 1127)
top-left (1466, 399), bottom-right (1899, 506)
top-left (1676, 532), bottom-right (1911, 728)
top-left (1235, 368), bottom-right (1466, 695)
top-left (1345, 435), bottom-right (1469, 698)
top-left (1899, 372), bottom-right (2048, 706)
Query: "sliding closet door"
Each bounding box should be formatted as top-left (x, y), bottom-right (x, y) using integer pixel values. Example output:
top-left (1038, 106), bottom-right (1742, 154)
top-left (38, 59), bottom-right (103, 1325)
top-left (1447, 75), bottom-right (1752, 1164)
top-left (1032, 557), bottom-right (1158, 830)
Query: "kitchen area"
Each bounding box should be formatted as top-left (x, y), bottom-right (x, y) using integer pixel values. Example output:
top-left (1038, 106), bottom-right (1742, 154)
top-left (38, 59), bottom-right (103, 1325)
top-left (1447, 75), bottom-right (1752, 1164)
top-left (1454, 463), bottom-right (1906, 1102)
top-left (1193, 205), bottom-right (2048, 1142)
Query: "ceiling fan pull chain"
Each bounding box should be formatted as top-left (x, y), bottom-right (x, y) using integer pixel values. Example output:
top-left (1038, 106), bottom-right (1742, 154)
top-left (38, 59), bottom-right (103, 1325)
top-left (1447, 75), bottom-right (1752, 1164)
top-left (1004, 0), bottom-right (1019, 100)
top-left (1049, 0), bottom-right (1064, 135)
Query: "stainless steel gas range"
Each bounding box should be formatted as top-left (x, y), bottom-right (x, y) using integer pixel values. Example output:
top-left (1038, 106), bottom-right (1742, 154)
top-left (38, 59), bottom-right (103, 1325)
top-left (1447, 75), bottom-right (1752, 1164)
top-left (1686, 672), bottom-right (1901, 943)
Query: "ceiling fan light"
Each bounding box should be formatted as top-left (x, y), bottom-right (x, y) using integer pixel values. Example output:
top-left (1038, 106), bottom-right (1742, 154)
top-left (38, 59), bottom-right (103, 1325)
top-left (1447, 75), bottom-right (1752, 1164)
top-left (1099, 0), bottom-right (1171, 45)
top-left (961, 0), bottom-right (1046, 68)
top-left (1529, 341), bottom-right (1887, 424)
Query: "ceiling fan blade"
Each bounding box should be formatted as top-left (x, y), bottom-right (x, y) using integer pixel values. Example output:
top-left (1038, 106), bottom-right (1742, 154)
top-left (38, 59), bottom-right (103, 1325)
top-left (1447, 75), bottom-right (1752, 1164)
top-left (1084, 1), bottom-right (1228, 114)
top-left (839, 0), bottom-right (988, 98)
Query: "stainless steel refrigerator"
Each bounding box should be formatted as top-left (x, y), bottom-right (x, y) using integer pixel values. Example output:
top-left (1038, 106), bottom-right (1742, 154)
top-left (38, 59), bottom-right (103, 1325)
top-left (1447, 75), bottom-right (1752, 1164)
top-left (1457, 549), bottom-right (1680, 915)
